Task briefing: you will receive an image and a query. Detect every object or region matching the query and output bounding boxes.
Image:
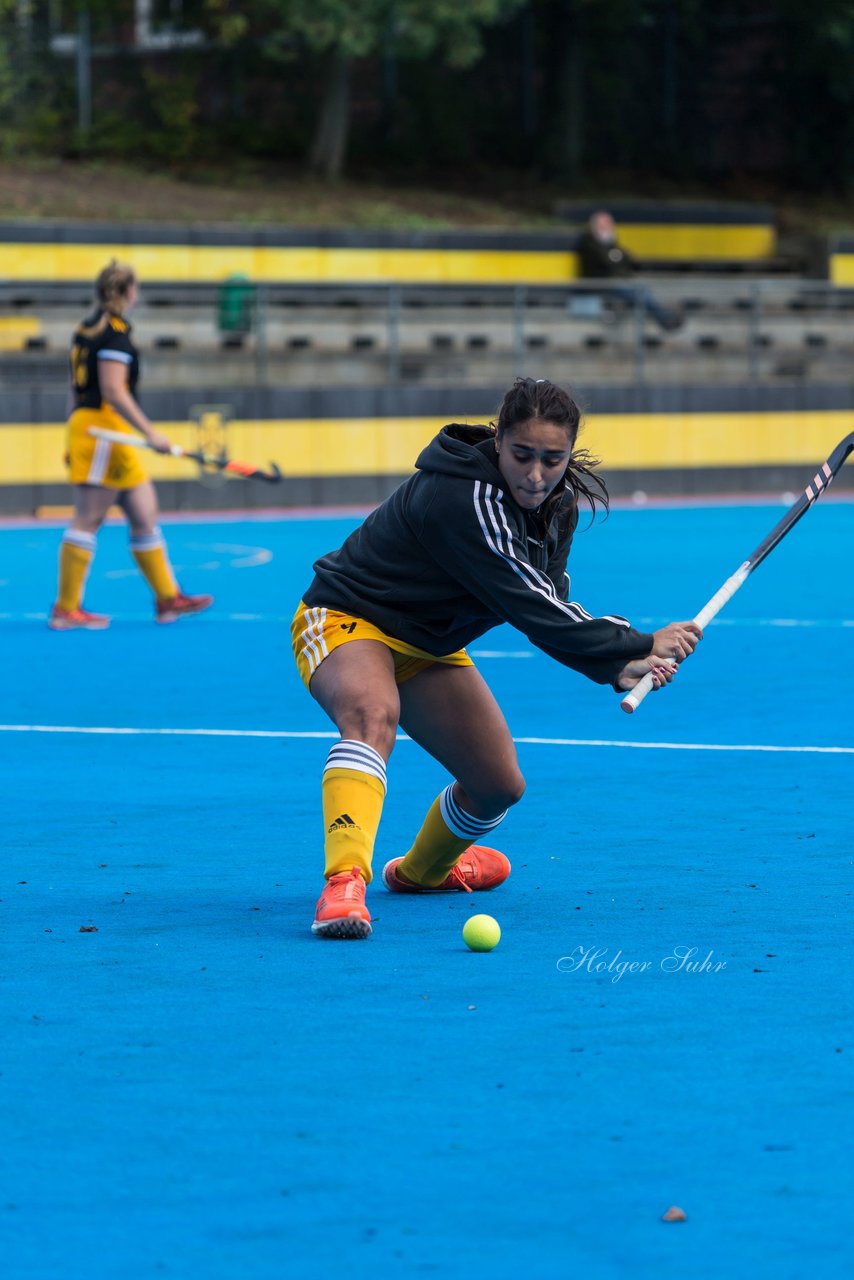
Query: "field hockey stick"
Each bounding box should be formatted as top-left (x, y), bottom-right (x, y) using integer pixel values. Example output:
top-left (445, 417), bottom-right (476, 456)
top-left (620, 431), bottom-right (854, 714)
top-left (88, 426), bottom-right (282, 483)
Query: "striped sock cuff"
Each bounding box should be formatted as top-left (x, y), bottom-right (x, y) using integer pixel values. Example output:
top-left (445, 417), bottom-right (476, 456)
top-left (63, 529), bottom-right (97, 552)
top-left (325, 740), bottom-right (387, 793)
top-left (440, 784), bottom-right (506, 841)
top-left (130, 528), bottom-right (165, 552)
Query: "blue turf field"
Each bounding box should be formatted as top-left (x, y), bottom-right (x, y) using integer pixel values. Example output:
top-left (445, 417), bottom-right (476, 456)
top-left (2, 499), bottom-right (853, 1279)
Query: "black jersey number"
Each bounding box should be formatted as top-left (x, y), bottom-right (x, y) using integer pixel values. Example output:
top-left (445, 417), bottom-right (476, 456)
top-left (340, 621), bottom-right (358, 634)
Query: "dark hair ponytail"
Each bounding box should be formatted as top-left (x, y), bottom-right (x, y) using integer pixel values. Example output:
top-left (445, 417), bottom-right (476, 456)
top-left (494, 377), bottom-right (609, 515)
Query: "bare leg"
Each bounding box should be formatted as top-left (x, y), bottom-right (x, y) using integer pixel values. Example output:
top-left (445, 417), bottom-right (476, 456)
top-left (51, 485), bottom-right (116, 619)
top-left (69, 484), bottom-right (117, 533)
top-left (309, 639), bottom-right (401, 762)
top-left (398, 662), bottom-right (525, 816)
top-left (116, 480), bottom-right (160, 537)
top-left (308, 641), bottom-right (401, 899)
top-left (117, 480), bottom-right (193, 609)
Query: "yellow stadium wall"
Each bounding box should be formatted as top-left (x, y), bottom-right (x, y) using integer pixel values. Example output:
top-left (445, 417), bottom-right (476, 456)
top-left (0, 223), bottom-right (777, 287)
top-left (3, 410), bottom-right (851, 488)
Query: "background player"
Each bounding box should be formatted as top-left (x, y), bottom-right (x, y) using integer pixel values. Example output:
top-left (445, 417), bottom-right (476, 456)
top-left (49, 259), bottom-right (213, 630)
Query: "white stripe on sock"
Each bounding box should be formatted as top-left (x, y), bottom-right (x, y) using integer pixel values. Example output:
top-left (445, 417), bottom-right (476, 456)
top-left (130, 527), bottom-right (165, 552)
top-left (440, 783), bottom-right (506, 840)
top-left (63, 529), bottom-right (96, 552)
top-left (325, 739), bottom-right (388, 792)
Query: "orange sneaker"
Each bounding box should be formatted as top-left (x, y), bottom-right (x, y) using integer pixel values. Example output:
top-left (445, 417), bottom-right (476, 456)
top-left (48, 604), bottom-right (111, 631)
top-left (312, 867), bottom-right (372, 939)
top-left (382, 845), bottom-right (511, 895)
top-left (155, 592), bottom-right (214, 624)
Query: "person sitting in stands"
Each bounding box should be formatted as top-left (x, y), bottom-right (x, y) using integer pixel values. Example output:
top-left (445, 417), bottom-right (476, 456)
top-left (577, 210), bottom-right (683, 332)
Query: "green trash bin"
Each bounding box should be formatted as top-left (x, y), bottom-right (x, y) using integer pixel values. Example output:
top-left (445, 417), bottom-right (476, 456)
top-left (217, 273), bottom-right (255, 335)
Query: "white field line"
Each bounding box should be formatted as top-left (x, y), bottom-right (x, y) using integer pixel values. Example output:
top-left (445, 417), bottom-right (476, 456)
top-left (2, 612), bottom-right (852, 629)
top-left (634, 617), bottom-right (854, 629)
top-left (0, 724), bottom-right (851, 754)
top-left (2, 614), bottom-right (854, 635)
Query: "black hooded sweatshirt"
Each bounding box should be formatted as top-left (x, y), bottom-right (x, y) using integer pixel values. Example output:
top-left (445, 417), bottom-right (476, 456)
top-left (302, 424), bottom-right (655, 688)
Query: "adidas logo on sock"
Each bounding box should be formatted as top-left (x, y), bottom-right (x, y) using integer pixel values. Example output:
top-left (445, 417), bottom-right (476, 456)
top-left (327, 813), bottom-right (357, 833)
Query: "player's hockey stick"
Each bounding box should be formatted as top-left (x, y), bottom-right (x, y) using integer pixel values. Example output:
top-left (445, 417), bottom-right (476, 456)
top-left (621, 431), bottom-right (854, 714)
top-left (88, 426), bottom-right (282, 483)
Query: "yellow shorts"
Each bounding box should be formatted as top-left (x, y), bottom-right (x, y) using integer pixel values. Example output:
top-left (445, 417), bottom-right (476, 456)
top-left (66, 406), bottom-right (148, 490)
top-left (291, 601), bottom-right (473, 690)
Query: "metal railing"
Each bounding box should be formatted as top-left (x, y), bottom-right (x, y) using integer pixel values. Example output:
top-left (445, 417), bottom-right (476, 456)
top-left (0, 278), bottom-right (851, 388)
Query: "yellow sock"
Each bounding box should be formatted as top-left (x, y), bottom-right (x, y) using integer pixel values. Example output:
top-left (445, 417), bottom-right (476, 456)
top-left (56, 532), bottom-right (95, 610)
top-left (399, 784), bottom-right (506, 887)
top-left (131, 531), bottom-right (178, 602)
top-left (322, 740), bottom-right (388, 883)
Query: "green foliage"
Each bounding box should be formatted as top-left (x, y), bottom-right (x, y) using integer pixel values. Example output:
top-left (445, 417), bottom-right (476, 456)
top-left (88, 108), bottom-right (151, 161)
top-left (392, 0), bottom-right (527, 67)
top-left (142, 66), bottom-right (202, 162)
top-left (205, 0), bottom-right (525, 65)
top-left (0, 0), bottom-right (26, 119)
top-left (1, 0), bottom-right (852, 191)
top-left (0, 45), bottom-right (15, 120)
top-left (204, 0), bottom-right (250, 44)
top-left (205, 0), bottom-right (526, 176)
top-left (0, 2), bottom-right (73, 157)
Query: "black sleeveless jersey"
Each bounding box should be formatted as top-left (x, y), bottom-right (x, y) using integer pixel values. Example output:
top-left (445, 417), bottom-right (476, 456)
top-left (69, 309), bottom-right (139, 410)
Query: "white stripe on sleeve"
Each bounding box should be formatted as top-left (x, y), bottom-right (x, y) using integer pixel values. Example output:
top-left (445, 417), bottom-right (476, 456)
top-left (472, 482), bottom-right (630, 628)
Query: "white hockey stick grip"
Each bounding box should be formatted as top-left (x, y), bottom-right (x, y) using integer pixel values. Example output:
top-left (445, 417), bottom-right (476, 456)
top-left (620, 563), bottom-right (751, 715)
top-left (693, 564), bottom-right (750, 629)
top-left (88, 426), bottom-right (182, 456)
top-left (620, 669), bottom-right (656, 714)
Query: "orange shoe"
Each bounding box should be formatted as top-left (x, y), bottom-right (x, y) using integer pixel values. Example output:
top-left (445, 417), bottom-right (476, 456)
top-left (382, 845), bottom-right (511, 895)
top-left (155, 592), bottom-right (214, 624)
top-left (312, 867), bottom-right (372, 939)
top-left (48, 604), bottom-right (111, 631)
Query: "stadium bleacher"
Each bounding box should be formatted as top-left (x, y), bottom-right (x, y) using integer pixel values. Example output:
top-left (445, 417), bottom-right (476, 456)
top-left (0, 209), bottom-right (851, 513)
top-left (1, 276), bottom-right (849, 391)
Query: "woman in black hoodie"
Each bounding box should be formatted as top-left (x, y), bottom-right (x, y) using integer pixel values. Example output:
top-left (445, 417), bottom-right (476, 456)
top-left (292, 377), bottom-right (701, 938)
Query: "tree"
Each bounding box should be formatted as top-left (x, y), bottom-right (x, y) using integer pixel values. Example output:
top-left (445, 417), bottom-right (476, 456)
top-left (207, 0), bottom-right (526, 178)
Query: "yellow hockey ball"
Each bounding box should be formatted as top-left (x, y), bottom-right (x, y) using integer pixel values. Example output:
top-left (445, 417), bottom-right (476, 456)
top-left (462, 914), bottom-right (501, 952)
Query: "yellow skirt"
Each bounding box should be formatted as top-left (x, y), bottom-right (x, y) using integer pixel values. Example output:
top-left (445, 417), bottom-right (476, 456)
top-left (66, 405), bottom-right (148, 490)
top-left (291, 601), bottom-right (473, 689)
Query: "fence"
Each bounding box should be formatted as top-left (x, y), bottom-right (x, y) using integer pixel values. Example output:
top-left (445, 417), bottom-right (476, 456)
top-left (1, 278), bottom-right (851, 391)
